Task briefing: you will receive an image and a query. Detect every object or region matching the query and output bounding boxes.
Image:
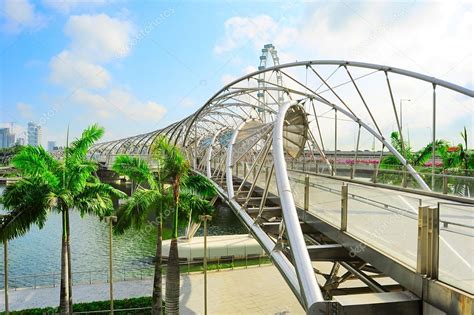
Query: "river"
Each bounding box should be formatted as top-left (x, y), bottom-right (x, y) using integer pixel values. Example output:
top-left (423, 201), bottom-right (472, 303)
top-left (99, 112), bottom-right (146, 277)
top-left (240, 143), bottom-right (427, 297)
top-left (0, 186), bottom-right (246, 288)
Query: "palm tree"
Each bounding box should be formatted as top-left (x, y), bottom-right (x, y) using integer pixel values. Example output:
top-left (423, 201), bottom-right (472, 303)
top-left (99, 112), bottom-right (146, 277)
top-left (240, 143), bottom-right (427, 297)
top-left (151, 137), bottom-right (216, 315)
top-left (0, 124), bottom-right (125, 314)
top-left (381, 131), bottom-right (447, 168)
top-left (112, 137), bottom-right (216, 315)
top-left (112, 154), bottom-right (172, 315)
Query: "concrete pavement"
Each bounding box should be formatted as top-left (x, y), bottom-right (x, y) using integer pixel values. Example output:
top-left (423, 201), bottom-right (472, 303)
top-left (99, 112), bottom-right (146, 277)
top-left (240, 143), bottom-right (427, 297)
top-left (0, 265), bottom-right (304, 314)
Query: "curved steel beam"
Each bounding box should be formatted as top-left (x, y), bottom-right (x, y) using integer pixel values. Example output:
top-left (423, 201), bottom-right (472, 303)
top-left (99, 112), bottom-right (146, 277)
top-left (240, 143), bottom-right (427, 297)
top-left (207, 127), bottom-right (230, 178)
top-left (182, 60), bottom-right (473, 148)
top-left (273, 101), bottom-right (325, 310)
top-left (223, 119), bottom-right (305, 309)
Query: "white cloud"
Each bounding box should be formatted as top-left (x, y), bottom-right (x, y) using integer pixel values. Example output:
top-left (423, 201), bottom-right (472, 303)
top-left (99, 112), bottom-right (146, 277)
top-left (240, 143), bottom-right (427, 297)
top-left (50, 50), bottom-right (111, 89)
top-left (1, 0), bottom-right (45, 33)
top-left (48, 14), bottom-right (132, 89)
top-left (215, 3), bottom-right (472, 85)
top-left (214, 15), bottom-right (285, 54)
top-left (244, 65), bottom-right (257, 75)
top-left (221, 65), bottom-right (257, 86)
top-left (64, 14), bottom-right (135, 63)
top-left (71, 88), bottom-right (167, 123)
top-left (16, 102), bottom-right (35, 120)
top-left (213, 2), bottom-right (473, 150)
top-left (180, 97), bottom-right (196, 108)
top-left (221, 74), bottom-right (237, 85)
top-left (46, 12), bottom-right (169, 136)
top-left (42, 0), bottom-right (109, 14)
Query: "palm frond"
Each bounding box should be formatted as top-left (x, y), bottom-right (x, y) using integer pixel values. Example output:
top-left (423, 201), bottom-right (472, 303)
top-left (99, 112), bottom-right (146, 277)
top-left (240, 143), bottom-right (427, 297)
top-left (11, 146), bottom-right (60, 187)
top-left (66, 160), bottom-right (99, 194)
top-left (114, 188), bottom-right (164, 234)
top-left (151, 136), bottom-right (189, 182)
top-left (67, 124), bottom-right (104, 162)
top-left (112, 155), bottom-right (155, 188)
top-left (413, 140), bottom-right (448, 166)
top-left (390, 132), bottom-right (403, 153)
top-left (75, 182), bottom-right (127, 218)
top-left (178, 191), bottom-right (215, 224)
top-left (380, 155), bottom-right (402, 169)
top-left (0, 179), bottom-right (53, 240)
top-left (182, 174), bottom-right (217, 200)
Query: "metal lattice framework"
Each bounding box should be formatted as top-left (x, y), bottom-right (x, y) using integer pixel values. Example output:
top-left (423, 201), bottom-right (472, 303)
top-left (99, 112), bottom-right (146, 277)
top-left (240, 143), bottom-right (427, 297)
top-left (91, 45), bottom-right (474, 313)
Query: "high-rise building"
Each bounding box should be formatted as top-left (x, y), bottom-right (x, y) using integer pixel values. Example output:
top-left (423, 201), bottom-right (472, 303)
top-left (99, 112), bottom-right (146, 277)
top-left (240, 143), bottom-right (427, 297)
top-left (28, 122), bottom-right (42, 147)
top-left (47, 141), bottom-right (56, 152)
top-left (0, 128), bottom-right (15, 148)
top-left (16, 137), bottom-right (25, 146)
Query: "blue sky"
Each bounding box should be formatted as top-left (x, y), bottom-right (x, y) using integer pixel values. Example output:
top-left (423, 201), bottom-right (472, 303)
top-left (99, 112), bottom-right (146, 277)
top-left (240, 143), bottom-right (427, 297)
top-left (1, 0), bottom-right (472, 146)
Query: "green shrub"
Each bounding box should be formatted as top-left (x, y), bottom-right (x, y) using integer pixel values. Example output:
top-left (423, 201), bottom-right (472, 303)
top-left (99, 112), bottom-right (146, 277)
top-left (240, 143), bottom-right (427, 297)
top-left (1, 296), bottom-right (156, 314)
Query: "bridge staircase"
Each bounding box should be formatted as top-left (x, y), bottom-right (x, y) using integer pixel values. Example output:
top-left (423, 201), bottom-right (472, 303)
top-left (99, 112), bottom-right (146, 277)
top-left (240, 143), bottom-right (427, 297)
top-left (210, 168), bottom-right (422, 314)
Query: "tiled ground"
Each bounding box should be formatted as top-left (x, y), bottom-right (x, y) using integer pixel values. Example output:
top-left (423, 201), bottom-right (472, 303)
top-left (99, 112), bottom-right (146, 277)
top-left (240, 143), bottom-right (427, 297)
top-left (0, 265), bottom-right (304, 314)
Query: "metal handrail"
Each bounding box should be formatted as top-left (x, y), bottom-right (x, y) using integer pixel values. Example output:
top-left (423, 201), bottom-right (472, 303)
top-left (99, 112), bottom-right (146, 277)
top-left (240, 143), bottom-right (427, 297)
top-left (73, 306), bottom-right (152, 314)
top-left (288, 168), bottom-right (474, 204)
top-left (0, 255), bottom-right (271, 290)
top-left (288, 176), bottom-right (474, 235)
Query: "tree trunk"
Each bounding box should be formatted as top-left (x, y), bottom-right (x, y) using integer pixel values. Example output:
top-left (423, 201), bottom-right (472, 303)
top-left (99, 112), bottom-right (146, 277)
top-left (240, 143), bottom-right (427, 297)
top-left (166, 180), bottom-right (181, 314)
top-left (165, 238), bottom-right (180, 315)
top-left (152, 216), bottom-right (163, 315)
top-left (59, 208), bottom-right (70, 314)
top-left (66, 209), bottom-right (73, 314)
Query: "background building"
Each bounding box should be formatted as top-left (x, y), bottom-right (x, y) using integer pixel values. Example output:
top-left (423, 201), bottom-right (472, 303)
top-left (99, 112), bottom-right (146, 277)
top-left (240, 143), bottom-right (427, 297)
top-left (27, 122), bottom-right (42, 147)
top-left (16, 137), bottom-right (25, 146)
top-left (47, 141), bottom-right (56, 152)
top-left (0, 128), bottom-right (16, 148)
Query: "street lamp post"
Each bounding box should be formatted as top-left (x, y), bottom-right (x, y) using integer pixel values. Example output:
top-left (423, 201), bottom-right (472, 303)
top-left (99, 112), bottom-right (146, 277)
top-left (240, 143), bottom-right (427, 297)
top-left (1, 215), bottom-right (8, 315)
top-left (399, 99), bottom-right (411, 137)
top-left (105, 216), bottom-right (117, 315)
top-left (200, 215), bottom-right (212, 315)
top-left (399, 99), bottom-right (411, 188)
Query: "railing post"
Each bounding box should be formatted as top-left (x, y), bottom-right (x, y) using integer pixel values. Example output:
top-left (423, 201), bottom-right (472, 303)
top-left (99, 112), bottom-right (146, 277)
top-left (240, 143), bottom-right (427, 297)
top-left (427, 205), bottom-right (439, 279)
top-left (244, 162), bottom-right (247, 178)
top-left (372, 164), bottom-right (378, 183)
top-left (235, 162), bottom-right (239, 178)
top-left (442, 172), bottom-right (448, 194)
top-left (304, 175), bottom-right (310, 212)
top-left (402, 167), bottom-right (408, 188)
top-left (341, 183), bottom-right (348, 231)
top-left (417, 206), bottom-right (429, 274)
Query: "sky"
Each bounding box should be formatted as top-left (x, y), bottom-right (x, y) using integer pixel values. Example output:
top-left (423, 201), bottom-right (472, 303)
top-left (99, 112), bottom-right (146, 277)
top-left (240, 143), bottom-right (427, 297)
top-left (0, 0), bottom-right (472, 147)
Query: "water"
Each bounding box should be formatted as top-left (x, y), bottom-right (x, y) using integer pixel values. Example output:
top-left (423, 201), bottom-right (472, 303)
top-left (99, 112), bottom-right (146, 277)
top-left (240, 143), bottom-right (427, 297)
top-left (0, 186), bottom-right (246, 288)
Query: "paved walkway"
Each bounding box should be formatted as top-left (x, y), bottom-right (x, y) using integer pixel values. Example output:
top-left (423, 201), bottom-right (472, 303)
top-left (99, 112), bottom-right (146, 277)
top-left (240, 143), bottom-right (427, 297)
top-left (0, 265), bottom-right (303, 314)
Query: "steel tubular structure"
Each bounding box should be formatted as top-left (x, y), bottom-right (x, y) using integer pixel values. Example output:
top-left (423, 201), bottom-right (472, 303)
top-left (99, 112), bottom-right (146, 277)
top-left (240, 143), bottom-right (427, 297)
top-left (91, 50), bottom-right (474, 314)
